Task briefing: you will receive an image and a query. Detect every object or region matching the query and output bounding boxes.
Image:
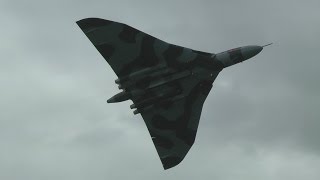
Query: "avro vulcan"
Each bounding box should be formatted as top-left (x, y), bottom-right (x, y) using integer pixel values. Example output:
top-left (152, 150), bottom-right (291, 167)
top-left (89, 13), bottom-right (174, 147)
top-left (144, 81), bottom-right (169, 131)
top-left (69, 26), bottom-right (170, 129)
top-left (76, 18), bottom-right (269, 170)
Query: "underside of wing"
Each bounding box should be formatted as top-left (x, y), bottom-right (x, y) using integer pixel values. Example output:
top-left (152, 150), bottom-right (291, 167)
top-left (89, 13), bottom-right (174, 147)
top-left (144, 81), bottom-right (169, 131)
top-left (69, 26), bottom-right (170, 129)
top-left (138, 76), bottom-right (214, 169)
top-left (76, 18), bottom-right (215, 78)
top-left (77, 18), bottom-right (222, 170)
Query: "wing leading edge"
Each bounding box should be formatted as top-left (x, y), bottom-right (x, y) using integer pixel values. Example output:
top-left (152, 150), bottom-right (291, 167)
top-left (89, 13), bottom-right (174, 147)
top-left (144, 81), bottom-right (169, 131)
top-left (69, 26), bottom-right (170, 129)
top-left (76, 18), bottom-right (215, 78)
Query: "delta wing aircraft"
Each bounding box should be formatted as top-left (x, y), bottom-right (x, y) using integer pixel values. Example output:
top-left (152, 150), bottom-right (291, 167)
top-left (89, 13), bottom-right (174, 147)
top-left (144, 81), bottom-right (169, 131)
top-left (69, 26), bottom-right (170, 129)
top-left (77, 18), bottom-right (269, 170)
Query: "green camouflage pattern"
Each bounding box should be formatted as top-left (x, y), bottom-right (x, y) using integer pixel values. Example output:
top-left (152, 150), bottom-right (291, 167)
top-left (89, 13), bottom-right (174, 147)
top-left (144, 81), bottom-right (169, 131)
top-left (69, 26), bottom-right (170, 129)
top-left (76, 18), bottom-right (263, 169)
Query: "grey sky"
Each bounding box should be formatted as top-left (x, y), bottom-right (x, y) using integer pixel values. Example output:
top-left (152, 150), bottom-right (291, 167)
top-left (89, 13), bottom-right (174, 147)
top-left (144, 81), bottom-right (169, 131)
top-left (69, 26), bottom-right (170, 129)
top-left (1, 0), bottom-right (319, 179)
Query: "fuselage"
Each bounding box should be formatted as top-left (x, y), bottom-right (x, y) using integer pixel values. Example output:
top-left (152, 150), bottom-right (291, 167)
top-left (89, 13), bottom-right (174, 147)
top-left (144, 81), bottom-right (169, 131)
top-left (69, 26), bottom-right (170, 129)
top-left (107, 45), bottom-right (264, 104)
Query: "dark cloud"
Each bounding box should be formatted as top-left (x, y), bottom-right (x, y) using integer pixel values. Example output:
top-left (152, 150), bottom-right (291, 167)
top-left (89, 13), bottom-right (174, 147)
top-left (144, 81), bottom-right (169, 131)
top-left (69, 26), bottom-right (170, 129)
top-left (1, 0), bottom-right (319, 179)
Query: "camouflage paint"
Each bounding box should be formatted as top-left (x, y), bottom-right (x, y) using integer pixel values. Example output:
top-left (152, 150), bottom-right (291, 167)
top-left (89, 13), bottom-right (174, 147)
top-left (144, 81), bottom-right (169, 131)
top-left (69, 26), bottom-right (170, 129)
top-left (76, 18), bottom-right (263, 170)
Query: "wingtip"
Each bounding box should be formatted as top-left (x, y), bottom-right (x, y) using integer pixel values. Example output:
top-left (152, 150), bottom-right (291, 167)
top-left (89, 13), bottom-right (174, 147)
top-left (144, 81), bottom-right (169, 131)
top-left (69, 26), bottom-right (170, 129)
top-left (161, 156), bottom-right (183, 170)
top-left (76, 18), bottom-right (113, 30)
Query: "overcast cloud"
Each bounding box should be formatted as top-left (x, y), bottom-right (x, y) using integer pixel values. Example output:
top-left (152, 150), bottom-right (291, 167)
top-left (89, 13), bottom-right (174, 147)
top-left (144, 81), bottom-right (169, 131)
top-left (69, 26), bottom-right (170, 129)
top-left (1, 0), bottom-right (319, 179)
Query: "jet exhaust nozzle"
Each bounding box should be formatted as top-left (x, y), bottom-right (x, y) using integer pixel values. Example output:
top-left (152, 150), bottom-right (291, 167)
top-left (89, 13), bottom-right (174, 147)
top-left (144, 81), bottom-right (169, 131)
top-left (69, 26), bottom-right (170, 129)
top-left (107, 91), bottom-right (131, 103)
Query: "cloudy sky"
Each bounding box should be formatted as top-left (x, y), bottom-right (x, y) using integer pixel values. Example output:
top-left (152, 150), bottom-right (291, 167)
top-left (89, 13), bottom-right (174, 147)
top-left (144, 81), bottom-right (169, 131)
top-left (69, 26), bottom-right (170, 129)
top-left (1, 0), bottom-right (319, 179)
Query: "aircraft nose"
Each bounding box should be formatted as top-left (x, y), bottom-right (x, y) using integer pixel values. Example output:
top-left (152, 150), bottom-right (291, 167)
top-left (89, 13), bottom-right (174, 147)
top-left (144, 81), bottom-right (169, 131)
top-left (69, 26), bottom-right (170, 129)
top-left (241, 45), bottom-right (263, 60)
